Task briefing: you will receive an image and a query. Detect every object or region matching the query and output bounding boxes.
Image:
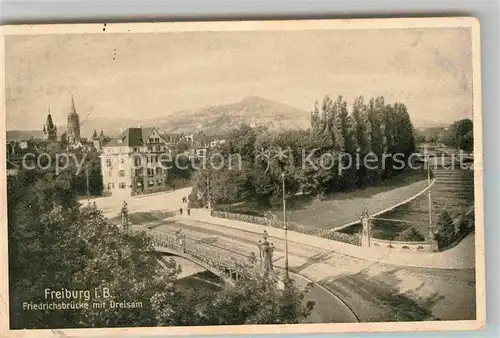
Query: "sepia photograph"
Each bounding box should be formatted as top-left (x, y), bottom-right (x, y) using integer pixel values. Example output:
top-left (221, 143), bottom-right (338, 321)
top-left (1, 17), bottom-right (484, 336)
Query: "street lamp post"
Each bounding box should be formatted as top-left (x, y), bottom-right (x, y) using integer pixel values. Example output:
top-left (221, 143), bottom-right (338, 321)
top-left (426, 147), bottom-right (434, 240)
top-left (86, 162), bottom-right (90, 203)
top-left (281, 172), bottom-right (289, 279)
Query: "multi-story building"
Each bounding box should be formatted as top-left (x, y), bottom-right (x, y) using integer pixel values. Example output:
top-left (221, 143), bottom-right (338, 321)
top-left (101, 127), bottom-right (171, 197)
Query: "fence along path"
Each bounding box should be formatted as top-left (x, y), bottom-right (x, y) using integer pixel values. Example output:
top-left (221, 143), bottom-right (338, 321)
top-left (211, 210), bottom-right (361, 246)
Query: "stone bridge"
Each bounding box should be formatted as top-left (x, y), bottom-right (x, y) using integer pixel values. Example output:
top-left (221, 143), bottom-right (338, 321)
top-left (132, 228), bottom-right (261, 284)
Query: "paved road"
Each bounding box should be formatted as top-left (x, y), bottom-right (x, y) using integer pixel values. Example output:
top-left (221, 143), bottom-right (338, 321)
top-left (287, 271), bottom-right (359, 323)
top-left (138, 219), bottom-right (361, 323)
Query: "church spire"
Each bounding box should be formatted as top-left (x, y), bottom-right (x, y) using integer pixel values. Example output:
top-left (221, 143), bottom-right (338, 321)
top-left (69, 94), bottom-right (77, 115)
top-left (46, 110), bottom-right (54, 130)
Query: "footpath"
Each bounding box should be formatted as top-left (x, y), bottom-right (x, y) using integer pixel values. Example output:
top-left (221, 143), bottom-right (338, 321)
top-left (175, 209), bottom-right (475, 270)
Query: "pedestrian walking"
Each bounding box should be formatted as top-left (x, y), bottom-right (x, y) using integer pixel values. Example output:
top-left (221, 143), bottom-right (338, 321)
top-left (179, 207), bottom-right (183, 216)
top-left (173, 183), bottom-right (176, 191)
top-left (187, 208), bottom-right (191, 216)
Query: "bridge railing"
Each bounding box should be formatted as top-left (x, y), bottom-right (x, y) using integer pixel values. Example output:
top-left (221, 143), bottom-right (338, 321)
top-left (135, 228), bottom-right (253, 277)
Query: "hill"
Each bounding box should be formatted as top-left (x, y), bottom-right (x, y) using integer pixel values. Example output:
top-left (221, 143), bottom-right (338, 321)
top-left (9, 96), bottom-right (452, 140)
top-left (144, 96), bottom-right (311, 134)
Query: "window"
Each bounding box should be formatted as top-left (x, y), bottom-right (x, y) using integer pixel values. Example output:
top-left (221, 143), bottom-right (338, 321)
top-left (105, 159), bottom-right (112, 167)
top-left (107, 183), bottom-right (112, 189)
top-left (134, 157), bottom-right (142, 166)
top-left (148, 179), bottom-right (154, 187)
top-left (119, 182), bottom-right (126, 189)
top-left (135, 169), bottom-right (143, 177)
top-left (147, 168), bottom-right (154, 177)
top-left (156, 167), bottom-right (162, 175)
top-left (157, 179), bottom-right (162, 186)
top-left (163, 168), bottom-right (168, 175)
top-left (108, 170), bottom-right (112, 177)
top-left (118, 170), bottom-right (126, 177)
top-left (120, 158), bottom-right (124, 164)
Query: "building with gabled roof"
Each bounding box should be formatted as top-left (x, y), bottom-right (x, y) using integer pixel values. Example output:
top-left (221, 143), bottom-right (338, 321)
top-left (101, 127), bottom-right (171, 197)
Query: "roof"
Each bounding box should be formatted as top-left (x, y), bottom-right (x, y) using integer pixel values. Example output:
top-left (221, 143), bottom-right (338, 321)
top-left (7, 160), bottom-right (19, 170)
top-left (103, 127), bottom-right (158, 147)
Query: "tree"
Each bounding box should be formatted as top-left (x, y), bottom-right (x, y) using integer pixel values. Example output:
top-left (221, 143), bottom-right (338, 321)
top-left (8, 171), bottom-right (180, 328)
top-left (8, 170), bottom-right (315, 328)
top-left (435, 211), bottom-right (456, 249)
top-left (458, 213), bottom-right (474, 235)
top-left (439, 119), bottom-right (473, 152)
top-left (190, 95), bottom-right (420, 207)
top-left (196, 276), bottom-right (314, 325)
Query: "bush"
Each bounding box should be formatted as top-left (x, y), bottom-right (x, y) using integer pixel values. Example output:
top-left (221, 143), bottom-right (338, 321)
top-left (188, 187), bottom-right (203, 208)
top-left (435, 211), bottom-right (456, 249)
top-left (395, 227), bottom-right (425, 242)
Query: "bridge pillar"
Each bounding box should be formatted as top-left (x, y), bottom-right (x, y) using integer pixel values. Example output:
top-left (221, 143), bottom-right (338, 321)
top-left (121, 200), bottom-right (129, 232)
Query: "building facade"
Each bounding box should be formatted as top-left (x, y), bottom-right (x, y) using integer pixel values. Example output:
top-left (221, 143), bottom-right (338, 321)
top-left (67, 96), bottom-right (81, 145)
top-left (101, 127), bottom-right (171, 197)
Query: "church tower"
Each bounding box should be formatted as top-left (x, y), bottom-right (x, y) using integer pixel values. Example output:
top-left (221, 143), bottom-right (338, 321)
top-left (42, 108), bottom-right (58, 142)
top-left (67, 95), bottom-right (81, 145)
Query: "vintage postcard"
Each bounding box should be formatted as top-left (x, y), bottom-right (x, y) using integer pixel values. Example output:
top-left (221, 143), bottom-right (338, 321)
top-left (0, 17), bottom-right (485, 336)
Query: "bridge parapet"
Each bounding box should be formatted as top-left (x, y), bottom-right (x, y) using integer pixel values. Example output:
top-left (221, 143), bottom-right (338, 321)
top-left (134, 228), bottom-right (256, 281)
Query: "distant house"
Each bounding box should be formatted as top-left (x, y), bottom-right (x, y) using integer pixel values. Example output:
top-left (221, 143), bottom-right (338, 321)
top-left (209, 138), bottom-right (226, 148)
top-left (101, 127), bottom-right (171, 197)
top-left (19, 141), bottom-right (28, 150)
top-left (7, 160), bottom-right (19, 176)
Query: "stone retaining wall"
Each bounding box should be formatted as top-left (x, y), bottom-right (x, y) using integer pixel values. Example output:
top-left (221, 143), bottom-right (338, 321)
top-left (368, 237), bottom-right (438, 252)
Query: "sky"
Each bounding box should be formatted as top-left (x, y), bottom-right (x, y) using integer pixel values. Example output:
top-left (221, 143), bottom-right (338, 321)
top-left (6, 27), bottom-right (473, 131)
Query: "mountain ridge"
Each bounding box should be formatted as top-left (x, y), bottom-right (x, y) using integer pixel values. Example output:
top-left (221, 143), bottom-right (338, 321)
top-left (7, 96), bottom-right (457, 141)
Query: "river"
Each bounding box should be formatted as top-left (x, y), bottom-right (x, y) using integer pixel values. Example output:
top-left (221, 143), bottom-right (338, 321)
top-left (339, 167), bottom-right (474, 239)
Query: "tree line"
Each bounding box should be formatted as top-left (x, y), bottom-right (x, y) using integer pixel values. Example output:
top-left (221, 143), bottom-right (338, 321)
top-left (191, 95), bottom-right (418, 208)
top-left (414, 118), bottom-right (473, 152)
